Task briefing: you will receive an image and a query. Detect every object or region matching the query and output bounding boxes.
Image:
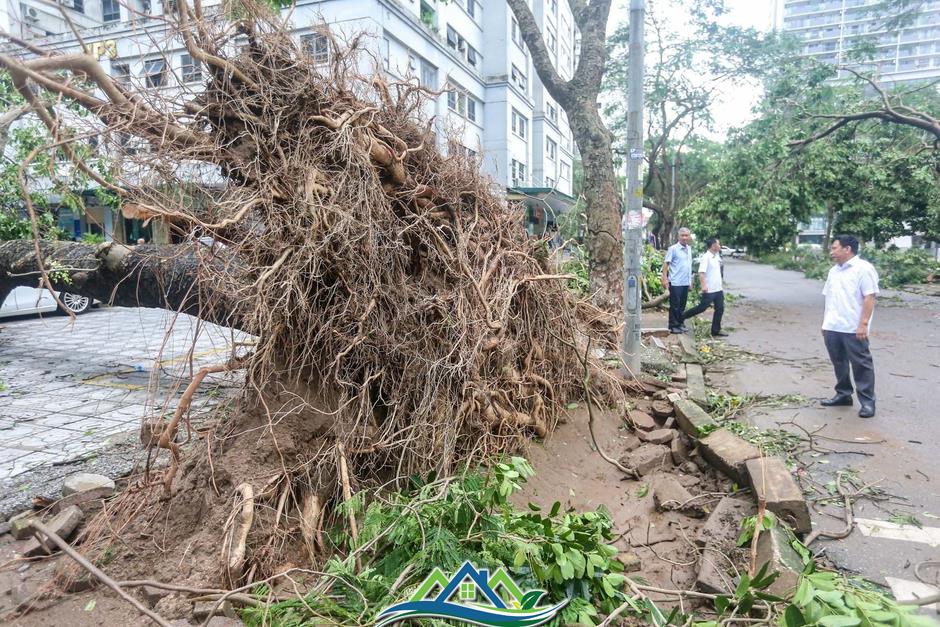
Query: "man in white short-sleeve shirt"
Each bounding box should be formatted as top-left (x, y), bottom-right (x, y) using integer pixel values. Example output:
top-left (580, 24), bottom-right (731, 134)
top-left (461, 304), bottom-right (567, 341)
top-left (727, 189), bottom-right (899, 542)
top-left (820, 235), bottom-right (880, 418)
top-left (682, 237), bottom-right (727, 337)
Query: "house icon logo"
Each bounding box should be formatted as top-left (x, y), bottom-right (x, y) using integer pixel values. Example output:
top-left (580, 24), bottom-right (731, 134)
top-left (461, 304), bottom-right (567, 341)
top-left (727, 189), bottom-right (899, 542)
top-left (375, 561), bottom-right (568, 626)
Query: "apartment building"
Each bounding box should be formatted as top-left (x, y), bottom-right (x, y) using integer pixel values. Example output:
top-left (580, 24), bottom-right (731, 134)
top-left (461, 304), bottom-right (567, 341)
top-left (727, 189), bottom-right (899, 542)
top-left (776, 0), bottom-right (940, 84)
top-left (3, 0), bottom-right (578, 241)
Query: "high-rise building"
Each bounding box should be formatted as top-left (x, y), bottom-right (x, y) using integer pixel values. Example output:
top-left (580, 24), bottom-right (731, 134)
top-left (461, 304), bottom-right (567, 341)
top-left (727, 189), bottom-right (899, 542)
top-left (2, 0), bottom-right (577, 242)
top-left (776, 0), bottom-right (940, 84)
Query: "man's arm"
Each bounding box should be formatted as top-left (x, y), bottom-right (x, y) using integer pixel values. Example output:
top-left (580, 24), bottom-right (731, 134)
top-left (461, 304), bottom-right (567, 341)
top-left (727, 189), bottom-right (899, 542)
top-left (662, 261), bottom-right (670, 288)
top-left (857, 294), bottom-right (875, 341)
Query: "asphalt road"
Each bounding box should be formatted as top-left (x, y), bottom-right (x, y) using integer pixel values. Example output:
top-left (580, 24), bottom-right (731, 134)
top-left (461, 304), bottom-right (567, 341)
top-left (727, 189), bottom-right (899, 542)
top-left (712, 258), bottom-right (940, 590)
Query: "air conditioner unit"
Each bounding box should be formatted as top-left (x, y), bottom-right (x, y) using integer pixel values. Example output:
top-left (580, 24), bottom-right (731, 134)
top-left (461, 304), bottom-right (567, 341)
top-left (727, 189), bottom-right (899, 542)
top-left (25, 7), bottom-right (40, 21)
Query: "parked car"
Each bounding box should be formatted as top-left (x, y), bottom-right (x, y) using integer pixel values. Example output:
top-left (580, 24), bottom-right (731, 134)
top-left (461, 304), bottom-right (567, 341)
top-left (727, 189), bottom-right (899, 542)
top-left (0, 286), bottom-right (93, 318)
top-left (720, 245), bottom-right (744, 258)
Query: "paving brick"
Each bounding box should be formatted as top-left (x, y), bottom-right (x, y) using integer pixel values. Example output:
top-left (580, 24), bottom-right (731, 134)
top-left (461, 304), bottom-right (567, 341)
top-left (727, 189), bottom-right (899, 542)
top-left (628, 410), bottom-right (657, 432)
top-left (620, 444), bottom-right (673, 477)
top-left (670, 435), bottom-right (690, 465)
top-left (20, 505), bottom-right (84, 557)
top-left (637, 429), bottom-right (676, 445)
top-left (697, 497), bottom-right (755, 548)
top-left (685, 363), bottom-right (708, 408)
top-left (745, 457), bottom-right (812, 534)
top-left (755, 525), bottom-right (804, 596)
top-left (673, 399), bottom-right (718, 438)
top-left (649, 473), bottom-right (703, 517)
top-left (698, 428), bottom-right (761, 484)
top-left (677, 334), bottom-right (701, 363)
top-left (696, 544), bottom-right (734, 594)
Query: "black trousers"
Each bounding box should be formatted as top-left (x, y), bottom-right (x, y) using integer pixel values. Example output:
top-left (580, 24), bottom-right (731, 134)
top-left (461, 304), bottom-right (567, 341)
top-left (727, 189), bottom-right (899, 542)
top-left (823, 330), bottom-right (876, 405)
top-left (668, 285), bottom-right (689, 331)
top-left (682, 291), bottom-right (724, 335)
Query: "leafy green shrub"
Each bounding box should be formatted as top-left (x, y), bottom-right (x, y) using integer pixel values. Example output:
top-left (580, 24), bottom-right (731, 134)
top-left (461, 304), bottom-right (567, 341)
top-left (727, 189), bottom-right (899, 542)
top-left (243, 458), bottom-right (627, 627)
top-left (759, 245), bottom-right (940, 288)
top-left (0, 209), bottom-right (67, 241)
top-left (561, 243), bottom-right (666, 300)
top-left (80, 232), bottom-right (106, 244)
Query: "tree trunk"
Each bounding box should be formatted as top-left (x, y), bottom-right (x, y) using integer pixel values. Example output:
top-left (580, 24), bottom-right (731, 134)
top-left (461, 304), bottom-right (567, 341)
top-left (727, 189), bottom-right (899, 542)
top-left (823, 201), bottom-right (835, 250)
top-left (0, 240), bottom-right (239, 328)
top-left (505, 0), bottom-right (621, 312)
top-left (567, 106), bottom-right (623, 312)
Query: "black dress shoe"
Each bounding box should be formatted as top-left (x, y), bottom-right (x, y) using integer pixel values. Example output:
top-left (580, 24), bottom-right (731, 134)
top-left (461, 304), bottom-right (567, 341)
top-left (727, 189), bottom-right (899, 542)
top-left (680, 325), bottom-right (689, 332)
top-left (711, 331), bottom-right (729, 337)
top-left (821, 395), bottom-right (853, 407)
top-left (670, 328), bottom-right (683, 334)
top-left (858, 404), bottom-right (875, 418)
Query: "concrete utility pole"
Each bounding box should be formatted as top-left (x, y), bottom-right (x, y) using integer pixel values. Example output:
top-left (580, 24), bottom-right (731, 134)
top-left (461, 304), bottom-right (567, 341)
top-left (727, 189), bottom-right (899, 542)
top-left (622, 0), bottom-right (645, 375)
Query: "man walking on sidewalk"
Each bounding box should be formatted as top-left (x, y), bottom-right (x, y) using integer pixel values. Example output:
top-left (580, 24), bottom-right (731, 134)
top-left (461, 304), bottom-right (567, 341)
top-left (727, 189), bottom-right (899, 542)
top-left (682, 238), bottom-right (727, 338)
top-left (663, 228), bottom-right (693, 334)
top-left (820, 235), bottom-right (879, 418)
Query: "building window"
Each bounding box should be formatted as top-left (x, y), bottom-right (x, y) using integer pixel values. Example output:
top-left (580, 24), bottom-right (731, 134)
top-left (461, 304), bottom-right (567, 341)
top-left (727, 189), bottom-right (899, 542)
top-left (70, 0), bottom-right (84, 13)
top-left (511, 109), bottom-right (528, 139)
top-left (420, 60), bottom-right (437, 88)
top-left (546, 137), bottom-right (557, 161)
top-left (548, 0), bottom-right (557, 14)
top-left (560, 161), bottom-right (571, 181)
top-left (420, 1), bottom-right (436, 28)
top-left (447, 84), bottom-right (479, 123)
top-left (511, 64), bottom-right (527, 92)
top-left (545, 176), bottom-right (555, 187)
top-left (180, 53), bottom-right (202, 83)
top-left (511, 159), bottom-right (527, 186)
top-left (446, 25), bottom-right (459, 49)
top-left (112, 62), bottom-right (130, 84)
top-left (301, 33), bottom-right (330, 63)
top-left (546, 26), bottom-right (557, 53)
top-left (143, 58), bottom-right (166, 88)
top-left (466, 0), bottom-right (476, 19)
top-left (102, 0), bottom-right (120, 22)
top-left (467, 45), bottom-right (479, 67)
top-left (380, 37), bottom-right (390, 70)
top-left (511, 16), bottom-right (523, 47)
top-left (547, 101), bottom-right (558, 123)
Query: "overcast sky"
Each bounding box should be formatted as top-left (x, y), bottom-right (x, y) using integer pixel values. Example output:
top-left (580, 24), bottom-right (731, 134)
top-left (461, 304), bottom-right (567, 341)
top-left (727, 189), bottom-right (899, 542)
top-left (608, 0), bottom-right (778, 138)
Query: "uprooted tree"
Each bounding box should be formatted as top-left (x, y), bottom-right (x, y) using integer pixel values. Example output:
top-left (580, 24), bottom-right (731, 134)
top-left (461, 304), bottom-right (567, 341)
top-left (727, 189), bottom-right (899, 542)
top-left (0, 0), bottom-right (631, 603)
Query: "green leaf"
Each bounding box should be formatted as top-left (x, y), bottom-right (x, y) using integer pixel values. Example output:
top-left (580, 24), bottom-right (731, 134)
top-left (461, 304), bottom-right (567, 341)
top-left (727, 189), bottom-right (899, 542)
top-left (793, 578), bottom-right (814, 606)
top-left (83, 600), bottom-right (96, 612)
top-left (513, 549), bottom-right (527, 567)
top-left (566, 402), bottom-right (579, 410)
top-left (816, 616), bottom-right (861, 627)
top-left (550, 501), bottom-right (561, 517)
top-left (783, 605), bottom-right (806, 627)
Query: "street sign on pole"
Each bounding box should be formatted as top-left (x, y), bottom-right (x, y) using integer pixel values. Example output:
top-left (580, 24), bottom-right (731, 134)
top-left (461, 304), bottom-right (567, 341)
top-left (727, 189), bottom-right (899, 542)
top-left (622, 0), bottom-right (646, 376)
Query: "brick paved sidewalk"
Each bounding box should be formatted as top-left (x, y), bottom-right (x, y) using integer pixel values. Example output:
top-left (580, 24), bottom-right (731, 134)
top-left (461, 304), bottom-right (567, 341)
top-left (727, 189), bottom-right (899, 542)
top-left (0, 307), bottom-right (246, 481)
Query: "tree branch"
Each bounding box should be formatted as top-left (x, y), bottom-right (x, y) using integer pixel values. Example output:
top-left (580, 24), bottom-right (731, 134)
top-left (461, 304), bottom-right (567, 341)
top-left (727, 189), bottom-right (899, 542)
top-left (505, 0), bottom-right (570, 103)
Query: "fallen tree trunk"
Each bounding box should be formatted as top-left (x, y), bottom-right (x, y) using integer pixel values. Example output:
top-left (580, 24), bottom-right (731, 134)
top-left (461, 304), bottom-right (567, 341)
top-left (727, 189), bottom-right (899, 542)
top-left (0, 240), bottom-right (240, 328)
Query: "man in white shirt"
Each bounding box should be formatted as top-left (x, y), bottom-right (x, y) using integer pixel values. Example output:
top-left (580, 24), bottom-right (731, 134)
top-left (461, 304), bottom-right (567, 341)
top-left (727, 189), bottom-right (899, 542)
top-left (682, 238), bottom-right (728, 338)
top-left (820, 235), bottom-right (879, 418)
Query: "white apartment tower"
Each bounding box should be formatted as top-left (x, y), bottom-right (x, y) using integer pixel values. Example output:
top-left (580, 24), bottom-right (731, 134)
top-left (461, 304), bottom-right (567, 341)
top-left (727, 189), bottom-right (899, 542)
top-left (776, 0), bottom-right (940, 84)
top-left (3, 0), bottom-right (578, 241)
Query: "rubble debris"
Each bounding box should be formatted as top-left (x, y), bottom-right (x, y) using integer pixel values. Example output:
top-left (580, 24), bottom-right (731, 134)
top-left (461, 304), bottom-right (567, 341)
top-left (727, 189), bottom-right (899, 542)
top-left (620, 444), bottom-right (673, 477)
top-left (677, 334), bottom-right (702, 363)
top-left (651, 400), bottom-right (674, 418)
top-left (615, 552), bottom-right (642, 572)
top-left (696, 544), bottom-right (734, 594)
top-left (628, 410), bottom-right (658, 431)
top-left (670, 434), bottom-right (690, 464)
top-left (62, 473), bottom-right (116, 497)
top-left (637, 429), bottom-right (676, 445)
top-left (20, 506), bottom-right (84, 557)
top-left (649, 473), bottom-right (704, 517)
top-left (9, 511), bottom-right (38, 540)
top-left (697, 496), bottom-right (755, 548)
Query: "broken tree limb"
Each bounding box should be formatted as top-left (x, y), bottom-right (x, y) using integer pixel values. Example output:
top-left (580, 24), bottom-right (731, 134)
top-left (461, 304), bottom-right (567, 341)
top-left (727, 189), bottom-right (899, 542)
top-left (29, 520), bottom-right (173, 627)
top-left (0, 240), bottom-right (241, 329)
